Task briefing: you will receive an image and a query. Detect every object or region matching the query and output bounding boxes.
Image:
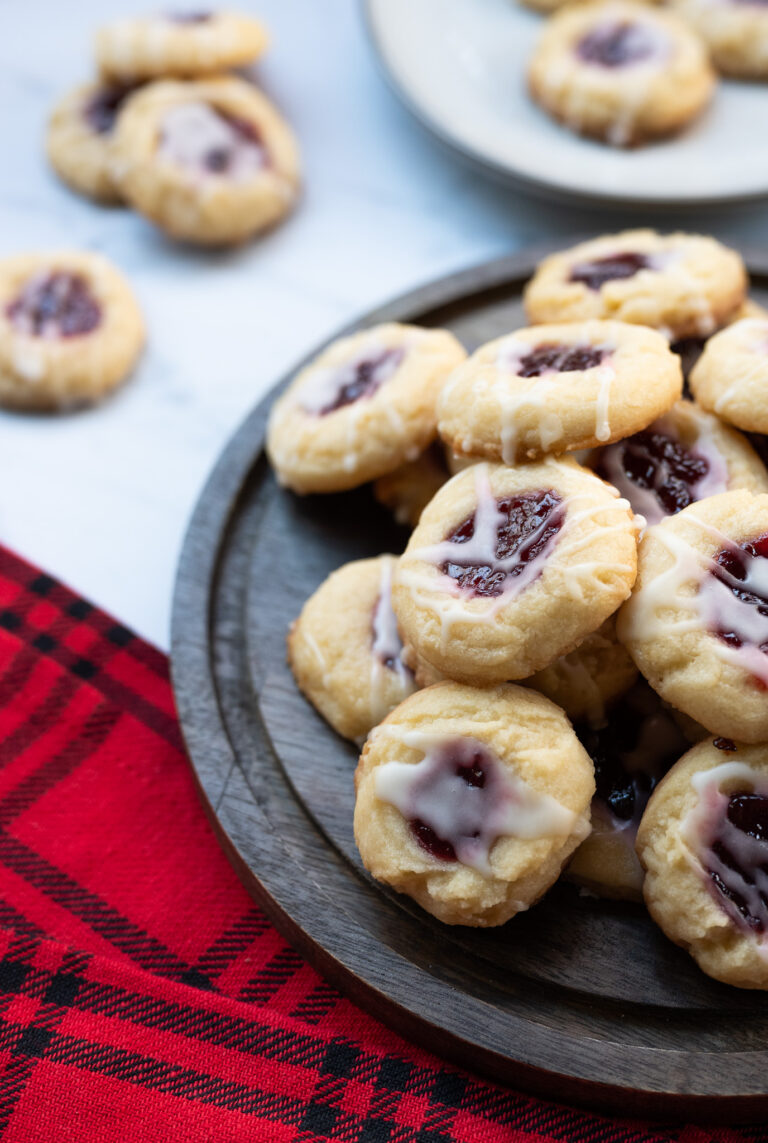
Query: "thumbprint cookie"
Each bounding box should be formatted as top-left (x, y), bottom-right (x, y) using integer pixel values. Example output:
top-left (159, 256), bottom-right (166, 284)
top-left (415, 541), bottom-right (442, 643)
top-left (690, 318), bottom-right (768, 435)
top-left (373, 443), bottom-right (450, 528)
top-left (354, 682), bottom-right (594, 926)
top-left (669, 0), bottom-right (768, 79)
top-left (392, 458), bottom-right (639, 686)
top-left (46, 81), bottom-right (139, 203)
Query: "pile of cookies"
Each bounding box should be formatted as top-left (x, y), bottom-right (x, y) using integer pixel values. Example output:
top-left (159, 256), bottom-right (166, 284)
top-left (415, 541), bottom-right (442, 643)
top-left (47, 9), bottom-right (300, 245)
top-left (268, 228), bottom-right (768, 990)
top-left (525, 0), bottom-right (767, 147)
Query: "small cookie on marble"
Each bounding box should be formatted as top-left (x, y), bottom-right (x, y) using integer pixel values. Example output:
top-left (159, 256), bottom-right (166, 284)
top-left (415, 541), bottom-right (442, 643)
top-left (267, 323), bottom-right (466, 494)
top-left (590, 399), bottom-right (768, 526)
top-left (617, 489), bottom-right (768, 743)
top-left (524, 230), bottom-right (747, 341)
top-left (289, 556), bottom-right (416, 743)
top-left (689, 318), bottom-right (768, 435)
top-left (437, 319), bottom-right (681, 464)
top-left (392, 458), bottom-right (640, 686)
top-left (354, 681), bottom-right (594, 926)
top-left (373, 443), bottom-right (450, 529)
top-left (113, 77), bottom-right (300, 245)
top-left (527, 0), bottom-right (715, 147)
top-left (95, 9), bottom-right (269, 82)
top-left (46, 81), bottom-right (139, 203)
top-left (0, 251), bottom-right (144, 410)
top-left (638, 737), bottom-right (768, 989)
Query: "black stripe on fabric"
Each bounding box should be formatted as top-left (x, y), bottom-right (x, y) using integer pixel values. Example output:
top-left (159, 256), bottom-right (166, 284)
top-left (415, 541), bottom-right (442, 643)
top-left (192, 909), bottom-right (268, 982)
top-left (237, 947), bottom-right (305, 1005)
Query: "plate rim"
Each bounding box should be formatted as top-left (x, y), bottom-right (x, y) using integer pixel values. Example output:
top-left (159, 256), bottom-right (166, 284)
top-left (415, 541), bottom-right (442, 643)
top-left (361, 0), bottom-right (768, 210)
top-left (171, 243), bottom-right (768, 1122)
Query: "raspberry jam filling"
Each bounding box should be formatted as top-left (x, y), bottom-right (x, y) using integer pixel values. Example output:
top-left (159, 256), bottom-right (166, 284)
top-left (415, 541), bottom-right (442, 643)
top-left (577, 21), bottom-right (659, 67)
top-left (300, 347), bottom-right (405, 416)
top-left (706, 534), bottom-right (768, 654)
top-left (596, 424), bottom-right (726, 526)
top-left (570, 252), bottom-right (654, 291)
top-left (441, 490), bottom-right (564, 598)
top-left (84, 84), bottom-right (136, 135)
top-left (6, 272), bottom-right (101, 339)
top-left (158, 102), bottom-right (267, 179)
top-left (576, 681), bottom-right (688, 827)
top-left (373, 735), bottom-right (574, 873)
top-left (516, 343), bottom-right (607, 378)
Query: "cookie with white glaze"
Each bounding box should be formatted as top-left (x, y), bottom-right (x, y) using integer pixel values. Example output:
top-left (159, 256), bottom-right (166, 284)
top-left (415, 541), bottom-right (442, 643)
top-left (354, 682), bottom-right (594, 926)
top-left (524, 230), bottom-right (747, 341)
top-left (288, 556), bottom-right (417, 743)
top-left (437, 320), bottom-right (681, 464)
top-left (267, 323), bottom-right (466, 494)
top-left (638, 738), bottom-right (768, 988)
top-left (690, 318), bottom-right (768, 435)
top-left (0, 251), bottom-right (144, 410)
top-left (392, 458), bottom-right (640, 686)
top-left (618, 490), bottom-right (768, 743)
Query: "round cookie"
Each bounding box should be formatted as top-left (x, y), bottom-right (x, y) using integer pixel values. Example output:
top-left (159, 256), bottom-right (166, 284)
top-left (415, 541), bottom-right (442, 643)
top-left (113, 77), bottom-right (300, 245)
top-left (437, 320), bottom-right (682, 464)
top-left (0, 251), bottom-right (144, 411)
top-left (669, 0), bottom-right (768, 79)
top-left (690, 318), bottom-right (768, 435)
top-left (590, 399), bottom-right (768, 526)
top-left (617, 489), bottom-right (768, 743)
top-left (267, 323), bottom-right (466, 494)
top-left (527, 0), bottom-right (716, 147)
top-left (373, 443), bottom-right (450, 528)
top-left (354, 682), bottom-right (594, 926)
top-left (637, 737), bottom-right (768, 988)
top-left (567, 678), bottom-right (693, 899)
top-left (288, 556), bottom-right (417, 743)
top-left (392, 458), bottom-right (640, 686)
top-left (95, 9), bottom-right (269, 82)
top-left (526, 615), bottom-right (638, 726)
top-left (524, 230), bottom-right (747, 341)
top-left (46, 81), bottom-right (139, 203)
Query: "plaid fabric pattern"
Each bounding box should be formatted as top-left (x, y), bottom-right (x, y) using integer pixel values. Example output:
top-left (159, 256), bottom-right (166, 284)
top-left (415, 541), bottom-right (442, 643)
top-left (0, 545), bottom-right (759, 1142)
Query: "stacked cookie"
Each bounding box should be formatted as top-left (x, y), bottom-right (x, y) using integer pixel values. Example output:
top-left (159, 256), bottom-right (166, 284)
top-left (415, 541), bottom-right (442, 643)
top-left (47, 10), bottom-right (300, 245)
top-left (270, 229), bottom-right (768, 988)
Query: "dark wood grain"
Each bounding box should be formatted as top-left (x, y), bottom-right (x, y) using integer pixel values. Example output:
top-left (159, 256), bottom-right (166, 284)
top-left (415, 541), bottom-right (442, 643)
top-left (171, 245), bottom-right (768, 1122)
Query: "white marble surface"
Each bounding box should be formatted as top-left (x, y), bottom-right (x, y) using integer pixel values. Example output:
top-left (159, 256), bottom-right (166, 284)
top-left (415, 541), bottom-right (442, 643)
top-left (2, 0), bottom-right (768, 649)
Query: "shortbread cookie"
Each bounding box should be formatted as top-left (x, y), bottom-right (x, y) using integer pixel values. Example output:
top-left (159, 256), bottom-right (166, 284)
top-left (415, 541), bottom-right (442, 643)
top-left (96, 10), bottom-right (269, 82)
top-left (373, 443), bottom-right (450, 528)
top-left (526, 615), bottom-right (638, 725)
top-left (267, 324), bottom-right (466, 494)
top-left (527, 1), bottom-right (715, 147)
top-left (672, 298), bottom-right (768, 380)
top-left (392, 458), bottom-right (639, 686)
top-left (288, 556), bottom-right (417, 743)
top-left (354, 682), bottom-right (594, 926)
top-left (638, 738), bottom-right (768, 988)
top-left (438, 320), bottom-right (681, 464)
top-left (669, 0), bottom-right (768, 78)
top-left (0, 251), bottom-right (144, 410)
top-left (618, 490), bottom-right (768, 742)
top-left (590, 400), bottom-right (768, 526)
top-left (568, 679), bottom-right (692, 899)
top-left (525, 231), bottom-right (747, 341)
top-left (47, 81), bottom-right (139, 203)
top-left (113, 77), bottom-right (300, 245)
top-left (690, 318), bottom-right (768, 435)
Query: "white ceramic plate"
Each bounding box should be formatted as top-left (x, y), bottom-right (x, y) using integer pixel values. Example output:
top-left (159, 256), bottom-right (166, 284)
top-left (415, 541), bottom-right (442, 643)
top-left (364, 0), bottom-right (768, 206)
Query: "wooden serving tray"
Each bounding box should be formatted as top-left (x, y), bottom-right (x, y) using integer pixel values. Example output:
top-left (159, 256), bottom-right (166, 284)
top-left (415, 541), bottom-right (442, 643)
top-left (171, 246), bottom-right (768, 1123)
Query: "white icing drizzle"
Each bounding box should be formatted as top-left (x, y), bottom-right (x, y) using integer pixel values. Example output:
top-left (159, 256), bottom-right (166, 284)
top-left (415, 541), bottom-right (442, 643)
top-left (369, 558), bottom-right (416, 724)
top-left (373, 729), bottom-right (576, 875)
top-left (157, 101), bottom-right (265, 181)
top-left (683, 761), bottom-right (768, 945)
top-left (709, 321), bottom-right (768, 416)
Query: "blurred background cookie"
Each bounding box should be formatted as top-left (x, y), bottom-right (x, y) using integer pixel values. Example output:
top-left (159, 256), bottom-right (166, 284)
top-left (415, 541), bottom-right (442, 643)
top-left (46, 80), bottom-right (139, 202)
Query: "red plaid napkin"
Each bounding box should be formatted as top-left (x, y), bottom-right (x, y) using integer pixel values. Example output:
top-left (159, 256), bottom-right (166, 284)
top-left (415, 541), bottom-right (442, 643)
top-left (0, 543), bottom-right (757, 1142)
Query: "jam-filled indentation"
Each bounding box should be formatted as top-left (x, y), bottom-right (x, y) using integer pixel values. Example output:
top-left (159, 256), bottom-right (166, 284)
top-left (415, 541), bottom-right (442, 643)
top-left (166, 11), bottom-right (212, 23)
top-left (410, 742), bottom-right (489, 862)
top-left (516, 342), bottom-right (607, 378)
top-left (158, 102), bottom-right (268, 179)
top-left (442, 490), bottom-right (564, 598)
top-left (84, 83), bottom-right (136, 135)
top-left (577, 21), bottom-right (659, 67)
top-left (601, 429), bottom-right (710, 518)
top-left (709, 534), bottom-right (768, 652)
top-left (570, 252), bottom-right (654, 292)
top-left (708, 791), bottom-right (768, 933)
top-left (302, 347), bottom-right (405, 416)
top-left (7, 272), bottom-right (101, 339)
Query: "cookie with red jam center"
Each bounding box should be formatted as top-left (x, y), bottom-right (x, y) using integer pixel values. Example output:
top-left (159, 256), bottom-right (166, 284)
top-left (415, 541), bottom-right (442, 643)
top-left (393, 458), bottom-right (639, 686)
top-left (638, 739), bottom-right (768, 989)
top-left (354, 682), bottom-right (594, 926)
top-left (47, 80), bottom-right (139, 203)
